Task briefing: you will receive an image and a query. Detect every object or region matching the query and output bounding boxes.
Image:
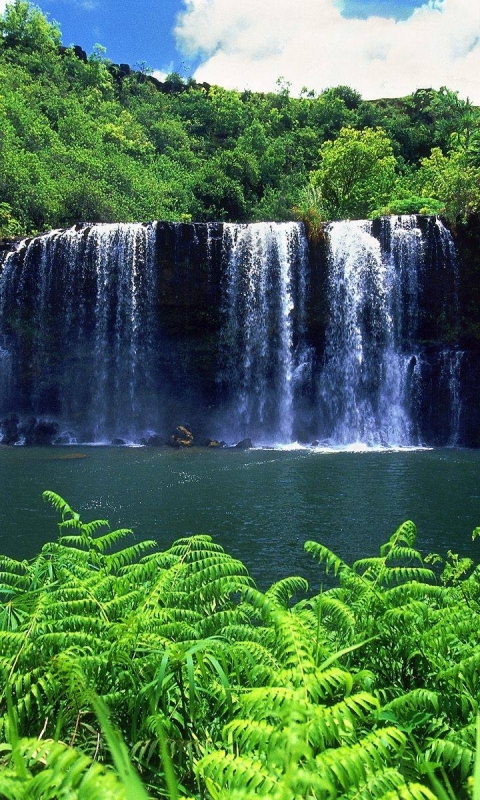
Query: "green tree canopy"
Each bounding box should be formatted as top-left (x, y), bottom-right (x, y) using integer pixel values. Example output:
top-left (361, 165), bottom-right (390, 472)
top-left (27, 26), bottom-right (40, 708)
top-left (0, 0), bottom-right (60, 54)
top-left (311, 126), bottom-right (397, 220)
top-left (416, 143), bottom-right (480, 224)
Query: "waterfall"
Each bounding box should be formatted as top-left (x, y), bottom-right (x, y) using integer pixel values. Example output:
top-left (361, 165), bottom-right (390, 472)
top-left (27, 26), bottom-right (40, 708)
top-left (219, 222), bottom-right (308, 444)
top-left (87, 223), bottom-right (158, 440)
top-left (316, 215), bottom-right (460, 447)
top-left (0, 223), bottom-right (160, 443)
top-left (0, 215), bottom-right (465, 447)
top-left (318, 219), bottom-right (411, 445)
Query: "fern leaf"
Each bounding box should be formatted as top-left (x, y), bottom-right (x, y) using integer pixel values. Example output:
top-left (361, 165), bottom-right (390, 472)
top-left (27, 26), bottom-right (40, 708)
top-left (314, 726), bottom-right (406, 792)
top-left (313, 594), bottom-right (356, 636)
top-left (265, 576), bottom-right (309, 608)
top-left (304, 540), bottom-right (347, 576)
top-left (380, 521), bottom-right (418, 554)
top-left (198, 749), bottom-right (280, 794)
top-left (104, 541), bottom-right (157, 572)
top-left (42, 491), bottom-right (80, 522)
top-left (92, 528), bottom-right (137, 553)
top-left (427, 737), bottom-right (475, 781)
top-left (378, 784), bottom-right (437, 799)
top-left (379, 567), bottom-right (436, 587)
top-left (347, 766), bottom-right (406, 799)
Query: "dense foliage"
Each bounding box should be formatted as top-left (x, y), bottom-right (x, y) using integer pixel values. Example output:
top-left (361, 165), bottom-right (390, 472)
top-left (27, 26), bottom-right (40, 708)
top-left (0, 1), bottom-right (480, 237)
top-left (0, 491), bottom-right (479, 798)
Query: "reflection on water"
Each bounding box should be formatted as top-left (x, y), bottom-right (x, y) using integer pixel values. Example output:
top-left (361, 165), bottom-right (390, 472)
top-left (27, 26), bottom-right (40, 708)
top-left (0, 446), bottom-right (479, 590)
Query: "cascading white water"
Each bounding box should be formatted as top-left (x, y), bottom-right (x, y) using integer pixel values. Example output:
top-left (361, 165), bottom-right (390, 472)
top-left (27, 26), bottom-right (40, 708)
top-left (220, 222), bottom-right (308, 443)
top-left (0, 215), bottom-right (464, 447)
top-left (441, 348), bottom-right (463, 447)
top-left (317, 215), bottom-right (457, 446)
top-left (87, 223), bottom-right (158, 440)
top-left (0, 223), bottom-right (159, 442)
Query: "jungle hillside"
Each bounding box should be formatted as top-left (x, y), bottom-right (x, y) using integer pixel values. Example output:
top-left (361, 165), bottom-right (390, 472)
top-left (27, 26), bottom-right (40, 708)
top-left (1, 1), bottom-right (480, 239)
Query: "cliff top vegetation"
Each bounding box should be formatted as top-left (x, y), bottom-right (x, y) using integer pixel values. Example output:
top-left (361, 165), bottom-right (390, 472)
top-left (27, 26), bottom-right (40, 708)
top-left (0, 0), bottom-right (479, 237)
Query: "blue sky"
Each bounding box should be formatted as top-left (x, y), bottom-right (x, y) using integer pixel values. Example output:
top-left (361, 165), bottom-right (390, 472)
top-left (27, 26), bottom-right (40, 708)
top-left (5, 0), bottom-right (480, 101)
top-left (38, 0), bottom-right (190, 74)
top-left (35, 0), bottom-right (427, 73)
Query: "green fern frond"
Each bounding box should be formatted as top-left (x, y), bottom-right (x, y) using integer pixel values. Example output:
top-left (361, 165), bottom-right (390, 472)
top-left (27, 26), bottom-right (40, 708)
top-left (167, 536), bottom-right (226, 559)
top-left (265, 576), bottom-right (309, 608)
top-left (378, 783), bottom-right (437, 799)
top-left (385, 547), bottom-right (425, 565)
top-left (219, 622), bottom-right (273, 645)
top-left (347, 766), bottom-right (406, 799)
top-left (222, 717), bottom-right (280, 753)
top-left (305, 666), bottom-right (354, 702)
top-left (379, 567), bottom-right (436, 587)
top-left (91, 528), bottom-right (137, 553)
top-left (19, 736), bottom-right (127, 799)
top-left (225, 639), bottom-right (280, 680)
top-left (314, 726), bottom-right (406, 792)
top-left (313, 594), bottom-right (356, 636)
top-left (304, 540), bottom-right (348, 576)
top-left (384, 583), bottom-right (449, 607)
top-left (42, 491), bottom-right (80, 523)
top-left (306, 692), bottom-right (381, 749)
top-left (101, 591), bottom-right (145, 620)
top-left (268, 609), bottom-right (317, 675)
top-left (198, 749), bottom-right (280, 794)
top-left (197, 608), bottom-right (251, 638)
top-left (353, 556), bottom-right (384, 576)
top-left (0, 557), bottom-right (28, 575)
top-left (382, 600), bottom-right (430, 627)
top-left (239, 685), bottom-right (304, 721)
top-left (80, 519), bottom-right (111, 537)
top-left (117, 555), bottom-right (165, 583)
top-left (439, 649), bottom-right (480, 694)
top-left (104, 541), bottom-right (158, 572)
top-left (382, 688), bottom-right (441, 717)
top-left (380, 521), bottom-right (418, 554)
top-left (426, 737), bottom-right (475, 781)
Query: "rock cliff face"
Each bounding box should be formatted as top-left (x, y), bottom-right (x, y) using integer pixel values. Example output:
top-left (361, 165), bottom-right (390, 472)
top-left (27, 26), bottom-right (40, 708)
top-left (0, 215), bottom-right (479, 446)
top-left (449, 214), bottom-right (480, 445)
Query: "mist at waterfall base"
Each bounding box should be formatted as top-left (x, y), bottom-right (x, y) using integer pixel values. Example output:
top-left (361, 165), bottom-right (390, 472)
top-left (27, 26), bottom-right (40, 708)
top-left (0, 215), bottom-right (464, 449)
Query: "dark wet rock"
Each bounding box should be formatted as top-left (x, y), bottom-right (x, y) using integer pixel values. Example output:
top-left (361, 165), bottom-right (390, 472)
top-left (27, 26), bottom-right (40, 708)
top-left (144, 433), bottom-right (169, 447)
top-left (0, 415), bottom-right (20, 445)
top-left (111, 438), bottom-right (126, 446)
top-left (169, 424), bottom-right (194, 447)
top-left (234, 438), bottom-right (253, 449)
top-left (204, 439), bottom-right (225, 448)
top-left (20, 418), bottom-right (59, 446)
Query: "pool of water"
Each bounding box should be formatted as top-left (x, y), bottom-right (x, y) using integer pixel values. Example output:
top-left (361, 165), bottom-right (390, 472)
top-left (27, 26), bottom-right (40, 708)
top-left (1, 445), bottom-right (479, 590)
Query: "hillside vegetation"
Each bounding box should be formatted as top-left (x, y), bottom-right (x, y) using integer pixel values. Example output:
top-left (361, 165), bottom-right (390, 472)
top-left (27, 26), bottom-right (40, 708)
top-left (1, 0), bottom-right (479, 237)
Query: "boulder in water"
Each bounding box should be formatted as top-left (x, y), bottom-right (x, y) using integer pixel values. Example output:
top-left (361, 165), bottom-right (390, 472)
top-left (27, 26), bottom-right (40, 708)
top-left (169, 425), bottom-right (194, 447)
top-left (234, 438), bottom-right (254, 449)
top-left (144, 433), bottom-right (168, 447)
top-left (0, 415), bottom-right (20, 445)
top-left (21, 418), bottom-right (59, 446)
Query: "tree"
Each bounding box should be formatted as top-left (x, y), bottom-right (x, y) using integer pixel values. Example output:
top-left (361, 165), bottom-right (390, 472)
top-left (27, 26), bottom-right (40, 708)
top-left (416, 144), bottom-right (480, 225)
top-left (310, 126), bottom-right (397, 220)
top-left (0, 0), bottom-right (61, 54)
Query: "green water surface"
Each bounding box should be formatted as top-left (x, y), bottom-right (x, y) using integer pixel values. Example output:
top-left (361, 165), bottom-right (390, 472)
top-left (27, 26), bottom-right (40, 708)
top-left (0, 445), bottom-right (479, 589)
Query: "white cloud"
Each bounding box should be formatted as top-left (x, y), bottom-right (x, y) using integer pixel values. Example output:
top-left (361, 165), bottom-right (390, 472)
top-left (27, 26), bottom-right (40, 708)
top-left (152, 69), bottom-right (169, 82)
top-left (175, 0), bottom-right (480, 102)
top-left (0, 0), bottom-right (8, 13)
